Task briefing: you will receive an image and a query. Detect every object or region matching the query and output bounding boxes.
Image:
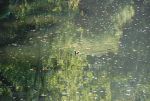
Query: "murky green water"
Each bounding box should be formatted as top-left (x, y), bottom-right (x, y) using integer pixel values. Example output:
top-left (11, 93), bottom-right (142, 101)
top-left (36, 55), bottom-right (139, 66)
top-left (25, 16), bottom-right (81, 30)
top-left (0, 0), bottom-right (150, 101)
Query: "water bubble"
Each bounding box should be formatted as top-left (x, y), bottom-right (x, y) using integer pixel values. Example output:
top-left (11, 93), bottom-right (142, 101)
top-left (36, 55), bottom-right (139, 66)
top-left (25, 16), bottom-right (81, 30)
top-left (76, 92), bottom-right (79, 94)
top-left (12, 43), bottom-right (17, 46)
top-left (62, 92), bottom-right (69, 96)
top-left (92, 90), bottom-right (97, 93)
top-left (118, 66), bottom-right (123, 69)
top-left (94, 97), bottom-right (97, 99)
top-left (31, 29), bottom-right (36, 32)
top-left (41, 93), bottom-right (47, 96)
top-left (125, 93), bottom-right (130, 96)
top-left (126, 89), bottom-right (131, 92)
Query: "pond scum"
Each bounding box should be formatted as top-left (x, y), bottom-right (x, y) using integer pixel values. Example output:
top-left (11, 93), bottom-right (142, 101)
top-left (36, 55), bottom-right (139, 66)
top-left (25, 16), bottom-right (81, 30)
top-left (0, 0), bottom-right (150, 101)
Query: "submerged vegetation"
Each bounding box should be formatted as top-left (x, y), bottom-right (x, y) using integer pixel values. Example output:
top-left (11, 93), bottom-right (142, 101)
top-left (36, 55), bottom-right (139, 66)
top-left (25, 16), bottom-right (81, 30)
top-left (0, 0), bottom-right (150, 101)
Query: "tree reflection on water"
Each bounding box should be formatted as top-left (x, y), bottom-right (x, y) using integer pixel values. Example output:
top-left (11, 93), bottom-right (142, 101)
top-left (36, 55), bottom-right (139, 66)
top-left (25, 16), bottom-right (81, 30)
top-left (0, 0), bottom-right (150, 101)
